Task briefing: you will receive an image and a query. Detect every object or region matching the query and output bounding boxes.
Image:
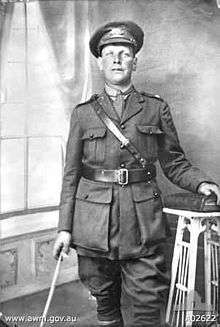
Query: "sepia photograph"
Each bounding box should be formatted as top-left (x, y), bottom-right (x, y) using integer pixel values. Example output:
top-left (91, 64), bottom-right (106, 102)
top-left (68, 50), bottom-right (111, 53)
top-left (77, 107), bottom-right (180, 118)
top-left (0, 0), bottom-right (220, 326)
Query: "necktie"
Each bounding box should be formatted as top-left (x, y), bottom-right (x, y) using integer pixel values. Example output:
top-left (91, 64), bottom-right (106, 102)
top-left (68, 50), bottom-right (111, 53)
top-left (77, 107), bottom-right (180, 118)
top-left (113, 91), bottom-right (124, 118)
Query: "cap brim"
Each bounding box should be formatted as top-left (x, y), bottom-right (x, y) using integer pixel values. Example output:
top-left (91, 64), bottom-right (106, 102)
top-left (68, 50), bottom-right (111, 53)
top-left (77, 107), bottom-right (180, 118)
top-left (99, 37), bottom-right (135, 50)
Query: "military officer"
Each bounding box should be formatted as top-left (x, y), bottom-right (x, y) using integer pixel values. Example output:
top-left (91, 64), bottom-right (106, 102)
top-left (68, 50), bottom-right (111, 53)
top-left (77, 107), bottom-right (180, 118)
top-left (53, 21), bottom-right (220, 327)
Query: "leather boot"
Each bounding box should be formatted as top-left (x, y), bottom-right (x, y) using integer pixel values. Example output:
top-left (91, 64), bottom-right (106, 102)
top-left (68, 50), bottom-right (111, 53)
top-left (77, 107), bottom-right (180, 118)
top-left (98, 318), bottom-right (124, 327)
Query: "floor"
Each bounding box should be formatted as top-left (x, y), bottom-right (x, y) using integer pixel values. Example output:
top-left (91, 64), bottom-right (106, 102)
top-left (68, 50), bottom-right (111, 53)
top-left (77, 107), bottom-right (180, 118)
top-left (0, 281), bottom-right (98, 327)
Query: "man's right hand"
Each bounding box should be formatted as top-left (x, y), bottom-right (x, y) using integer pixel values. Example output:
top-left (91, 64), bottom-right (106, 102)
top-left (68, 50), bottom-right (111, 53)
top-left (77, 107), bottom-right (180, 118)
top-left (53, 231), bottom-right (71, 260)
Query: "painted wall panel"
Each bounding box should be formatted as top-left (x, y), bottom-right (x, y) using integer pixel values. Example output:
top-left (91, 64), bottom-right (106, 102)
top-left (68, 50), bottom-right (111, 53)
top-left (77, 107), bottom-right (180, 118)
top-left (1, 139), bottom-right (25, 212)
top-left (28, 137), bottom-right (62, 208)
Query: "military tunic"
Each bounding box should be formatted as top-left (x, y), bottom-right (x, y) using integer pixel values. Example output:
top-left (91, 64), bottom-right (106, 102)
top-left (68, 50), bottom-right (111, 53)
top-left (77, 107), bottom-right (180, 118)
top-left (58, 87), bottom-right (209, 260)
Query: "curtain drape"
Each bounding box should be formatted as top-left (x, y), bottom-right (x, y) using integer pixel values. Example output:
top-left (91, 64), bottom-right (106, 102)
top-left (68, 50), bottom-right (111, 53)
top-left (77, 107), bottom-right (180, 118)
top-left (39, 0), bottom-right (92, 113)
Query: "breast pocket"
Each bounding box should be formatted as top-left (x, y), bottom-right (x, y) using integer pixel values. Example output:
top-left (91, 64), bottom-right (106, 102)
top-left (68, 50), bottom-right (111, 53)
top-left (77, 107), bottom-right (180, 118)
top-left (82, 127), bottom-right (106, 164)
top-left (136, 125), bottom-right (164, 158)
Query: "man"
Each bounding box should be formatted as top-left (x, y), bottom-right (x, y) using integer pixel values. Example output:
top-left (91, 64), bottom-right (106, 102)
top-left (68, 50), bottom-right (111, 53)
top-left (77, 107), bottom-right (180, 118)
top-left (53, 21), bottom-right (220, 327)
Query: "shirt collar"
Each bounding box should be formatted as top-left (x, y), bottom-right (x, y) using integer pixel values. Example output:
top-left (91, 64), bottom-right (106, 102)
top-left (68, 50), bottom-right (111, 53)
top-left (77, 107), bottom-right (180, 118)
top-left (104, 83), bottom-right (134, 99)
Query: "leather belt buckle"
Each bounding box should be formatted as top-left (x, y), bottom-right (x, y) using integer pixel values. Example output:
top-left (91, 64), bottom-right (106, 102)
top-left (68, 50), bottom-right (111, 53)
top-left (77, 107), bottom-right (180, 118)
top-left (117, 168), bottom-right (128, 186)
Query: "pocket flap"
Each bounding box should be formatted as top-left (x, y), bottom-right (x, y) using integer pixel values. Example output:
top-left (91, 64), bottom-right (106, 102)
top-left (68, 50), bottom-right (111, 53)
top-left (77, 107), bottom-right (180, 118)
top-left (132, 182), bottom-right (161, 202)
top-left (136, 125), bottom-right (163, 135)
top-left (82, 127), bottom-right (106, 140)
top-left (76, 178), bottom-right (112, 203)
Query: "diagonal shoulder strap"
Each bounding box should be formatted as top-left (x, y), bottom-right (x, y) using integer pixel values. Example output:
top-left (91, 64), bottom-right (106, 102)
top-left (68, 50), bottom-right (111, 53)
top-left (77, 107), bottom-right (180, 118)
top-left (90, 98), bottom-right (150, 169)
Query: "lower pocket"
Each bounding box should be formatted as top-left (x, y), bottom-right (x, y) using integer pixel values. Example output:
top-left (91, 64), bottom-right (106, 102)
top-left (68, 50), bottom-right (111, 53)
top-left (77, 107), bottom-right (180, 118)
top-left (73, 198), bottom-right (110, 252)
top-left (134, 195), bottom-right (165, 245)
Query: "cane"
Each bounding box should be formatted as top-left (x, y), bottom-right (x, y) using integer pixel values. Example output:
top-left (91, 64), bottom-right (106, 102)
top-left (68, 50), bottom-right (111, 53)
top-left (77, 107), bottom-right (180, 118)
top-left (39, 251), bottom-right (64, 327)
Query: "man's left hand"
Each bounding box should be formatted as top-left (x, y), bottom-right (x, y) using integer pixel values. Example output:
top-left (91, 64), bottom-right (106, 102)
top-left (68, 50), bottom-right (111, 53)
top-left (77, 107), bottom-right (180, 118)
top-left (198, 182), bottom-right (220, 205)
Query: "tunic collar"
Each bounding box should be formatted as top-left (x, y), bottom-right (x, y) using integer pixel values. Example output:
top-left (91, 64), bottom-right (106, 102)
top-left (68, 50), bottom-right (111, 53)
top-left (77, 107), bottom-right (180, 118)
top-left (104, 83), bottom-right (134, 99)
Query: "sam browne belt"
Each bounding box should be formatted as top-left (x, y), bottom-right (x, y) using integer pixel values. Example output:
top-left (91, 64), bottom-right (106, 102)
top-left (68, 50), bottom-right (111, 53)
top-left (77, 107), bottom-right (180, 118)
top-left (82, 166), bottom-right (156, 186)
top-left (88, 96), bottom-right (158, 186)
top-left (90, 96), bottom-right (153, 169)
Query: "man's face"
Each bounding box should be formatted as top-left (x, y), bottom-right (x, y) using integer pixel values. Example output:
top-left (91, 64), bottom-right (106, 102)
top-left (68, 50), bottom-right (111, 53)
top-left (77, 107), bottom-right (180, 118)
top-left (97, 44), bottom-right (137, 86)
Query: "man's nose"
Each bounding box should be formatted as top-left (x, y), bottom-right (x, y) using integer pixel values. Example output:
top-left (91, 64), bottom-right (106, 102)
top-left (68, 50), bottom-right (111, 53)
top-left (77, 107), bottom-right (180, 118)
top-left (113, 54), bottom-right (121, 63)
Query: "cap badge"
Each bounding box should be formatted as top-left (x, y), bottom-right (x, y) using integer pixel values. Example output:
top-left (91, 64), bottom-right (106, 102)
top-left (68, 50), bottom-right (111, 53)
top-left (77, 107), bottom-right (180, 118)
top-left (109, 27), bottom-right (126, 37)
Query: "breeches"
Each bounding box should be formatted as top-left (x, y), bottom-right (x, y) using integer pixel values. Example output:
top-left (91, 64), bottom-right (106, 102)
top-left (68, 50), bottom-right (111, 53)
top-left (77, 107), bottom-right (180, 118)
top-left (78, 243), bottom-right (170, 327)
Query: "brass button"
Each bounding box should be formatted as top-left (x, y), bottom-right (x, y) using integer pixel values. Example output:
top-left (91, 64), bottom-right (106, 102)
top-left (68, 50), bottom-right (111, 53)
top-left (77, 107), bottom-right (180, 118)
top-left (147, 171), bottom-right (151, 176)
top-left (120, 163), bottom-right (125, 168)
top-left (120, 144), bottom-right (124, 149)
top-left (121, 124), bottom-right (125, 129)
top-left (153, 192), bottom-right (159, 198)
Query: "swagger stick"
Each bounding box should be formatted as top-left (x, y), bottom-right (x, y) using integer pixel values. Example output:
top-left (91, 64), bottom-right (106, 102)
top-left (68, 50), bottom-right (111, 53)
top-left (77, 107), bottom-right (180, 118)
top-left (39, 252), bottom-right (63, 327)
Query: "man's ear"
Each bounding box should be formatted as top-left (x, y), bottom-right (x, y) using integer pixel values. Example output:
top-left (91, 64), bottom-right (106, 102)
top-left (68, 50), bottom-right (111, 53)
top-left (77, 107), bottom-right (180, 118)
top-left (97, 57), bottom-right (103, 71)
top-left (132, 57), bottom-right (137, 71)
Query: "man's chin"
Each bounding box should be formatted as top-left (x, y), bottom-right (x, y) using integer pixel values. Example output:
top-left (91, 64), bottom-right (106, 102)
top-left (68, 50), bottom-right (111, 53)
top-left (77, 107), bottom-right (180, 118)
top-left (107, 78), bottom-right (130, 86)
